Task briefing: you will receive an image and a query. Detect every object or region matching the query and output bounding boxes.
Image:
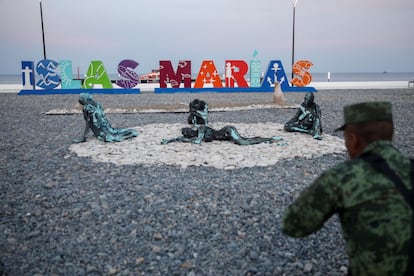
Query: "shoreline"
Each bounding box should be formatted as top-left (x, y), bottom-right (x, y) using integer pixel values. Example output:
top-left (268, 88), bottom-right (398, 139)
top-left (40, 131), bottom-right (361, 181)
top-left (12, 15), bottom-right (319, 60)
top-left (0, 80), bottom-right (412, 93)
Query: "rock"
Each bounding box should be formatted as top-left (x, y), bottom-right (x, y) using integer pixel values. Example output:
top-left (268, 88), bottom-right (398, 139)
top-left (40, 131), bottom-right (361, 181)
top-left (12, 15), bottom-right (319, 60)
top-left (304, 262), bottom-right (313, 272)
top-left (136, 257), bottom-right (145, 264)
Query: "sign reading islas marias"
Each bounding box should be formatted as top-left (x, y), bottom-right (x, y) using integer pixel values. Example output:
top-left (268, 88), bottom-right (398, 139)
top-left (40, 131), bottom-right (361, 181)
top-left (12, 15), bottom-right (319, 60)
top-left (19, 58), bottom-right (316, 94)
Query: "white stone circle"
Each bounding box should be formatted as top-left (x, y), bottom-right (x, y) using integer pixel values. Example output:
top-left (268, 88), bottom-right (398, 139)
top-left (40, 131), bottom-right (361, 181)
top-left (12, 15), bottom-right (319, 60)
top-left (69, 122), bottom-right (346, 170)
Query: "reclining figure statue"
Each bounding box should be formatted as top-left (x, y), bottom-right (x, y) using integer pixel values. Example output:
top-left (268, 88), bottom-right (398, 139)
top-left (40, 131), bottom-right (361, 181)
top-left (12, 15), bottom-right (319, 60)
top-left (73, 93), bottom-right (138, 143)
top-left (284, 92), bottom-right (322, 140)
top-left (161, 99), bottom-right (284, 145)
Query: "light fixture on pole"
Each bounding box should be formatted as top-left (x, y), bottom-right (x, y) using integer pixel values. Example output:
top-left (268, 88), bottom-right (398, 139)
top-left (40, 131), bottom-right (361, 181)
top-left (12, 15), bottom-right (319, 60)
top-left (291, 0), bottom-right (298, 81)
top-left (40, 0), bottom-right (47, 60)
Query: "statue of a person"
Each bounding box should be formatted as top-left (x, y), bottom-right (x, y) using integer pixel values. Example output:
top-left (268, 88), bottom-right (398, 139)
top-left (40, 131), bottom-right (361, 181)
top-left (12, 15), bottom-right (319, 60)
top-left (187, 98), bottom-right (209, 126)
top-left (284, 92), bottom-right (322, 140)
top-left (73, 93), bottom-right (138, 143)
top-left (161, 125), bottom-right (284, 145)
top-left (161, 99), bottom-right (284, 145)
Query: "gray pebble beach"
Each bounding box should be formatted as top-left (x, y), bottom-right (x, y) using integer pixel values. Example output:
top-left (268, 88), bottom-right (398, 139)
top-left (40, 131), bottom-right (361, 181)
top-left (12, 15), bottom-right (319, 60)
top-left (1, 89), bottom-right (414, 275)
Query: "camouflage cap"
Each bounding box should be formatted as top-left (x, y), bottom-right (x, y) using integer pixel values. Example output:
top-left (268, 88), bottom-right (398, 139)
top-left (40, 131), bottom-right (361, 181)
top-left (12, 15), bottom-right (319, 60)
top-left (335, 101), bottom-right (393, 131)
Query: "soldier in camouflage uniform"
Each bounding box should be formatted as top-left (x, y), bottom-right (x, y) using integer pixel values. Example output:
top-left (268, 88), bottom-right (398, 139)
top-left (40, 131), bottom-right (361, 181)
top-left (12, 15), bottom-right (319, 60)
top-left (282, 102), bottom-right (413, 275)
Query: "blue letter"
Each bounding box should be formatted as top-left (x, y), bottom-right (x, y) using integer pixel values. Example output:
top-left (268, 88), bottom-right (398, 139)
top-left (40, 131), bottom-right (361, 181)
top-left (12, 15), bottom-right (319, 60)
top-left (36, 59), bottom-right (60, 89)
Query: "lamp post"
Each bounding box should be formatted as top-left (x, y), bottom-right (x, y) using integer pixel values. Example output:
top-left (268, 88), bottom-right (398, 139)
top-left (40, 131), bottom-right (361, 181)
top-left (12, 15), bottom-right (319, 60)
top-left (291, 0), bottom-right (298, 81)
top-left (40, 0), bottom-right (47, 60)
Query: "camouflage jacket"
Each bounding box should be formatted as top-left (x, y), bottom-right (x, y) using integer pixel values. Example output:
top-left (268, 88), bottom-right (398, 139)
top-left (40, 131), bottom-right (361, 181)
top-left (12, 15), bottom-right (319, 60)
top-left (282, 140), bottom-right (413, 275)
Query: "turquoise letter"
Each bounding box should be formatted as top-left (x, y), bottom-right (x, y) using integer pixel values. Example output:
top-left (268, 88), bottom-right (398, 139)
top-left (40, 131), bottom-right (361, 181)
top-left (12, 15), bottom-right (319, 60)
top-left (60, 60), bottom-right (82, 89)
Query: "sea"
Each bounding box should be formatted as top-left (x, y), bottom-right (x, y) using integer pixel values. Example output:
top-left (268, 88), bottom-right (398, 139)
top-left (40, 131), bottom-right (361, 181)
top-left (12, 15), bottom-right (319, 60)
top-left (1, 72), bottom-right (413, 84)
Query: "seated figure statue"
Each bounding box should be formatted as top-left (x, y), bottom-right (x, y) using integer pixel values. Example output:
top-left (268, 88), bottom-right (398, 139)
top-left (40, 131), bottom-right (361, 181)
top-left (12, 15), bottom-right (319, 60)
top-left (284, 92), bottom-right (322, 140)
top-left (161, 99), bottom-right (284, 145)
top-left (187, 98), bottom-right (209, 126)
top-left (73, 93), bottom-right (138, 143)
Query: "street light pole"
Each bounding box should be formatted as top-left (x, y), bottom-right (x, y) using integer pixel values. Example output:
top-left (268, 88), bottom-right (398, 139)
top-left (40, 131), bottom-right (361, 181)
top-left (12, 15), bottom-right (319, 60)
top-left (40, 0), bottom-right (47, 60)
top-left (291, 0), bottom-right (298, 82)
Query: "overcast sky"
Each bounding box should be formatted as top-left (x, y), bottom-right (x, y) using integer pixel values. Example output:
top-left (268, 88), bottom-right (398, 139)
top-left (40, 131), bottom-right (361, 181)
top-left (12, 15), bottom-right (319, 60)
top-left (0, 0), bottom-right (413, 75)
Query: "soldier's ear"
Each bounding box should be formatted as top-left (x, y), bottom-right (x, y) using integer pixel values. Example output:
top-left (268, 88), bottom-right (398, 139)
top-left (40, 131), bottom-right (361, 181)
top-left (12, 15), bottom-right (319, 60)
top-left (344, 129), bottom-right (362, 158)
top-left (355, 135), bottom-right (367, 158)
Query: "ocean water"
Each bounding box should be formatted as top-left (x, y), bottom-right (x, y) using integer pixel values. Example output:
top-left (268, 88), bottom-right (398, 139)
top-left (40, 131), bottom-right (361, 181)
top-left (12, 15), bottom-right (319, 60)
top-left (311, 72), bottom-right (414, 82)
top-left (1, 72), bottom-right (413, 84)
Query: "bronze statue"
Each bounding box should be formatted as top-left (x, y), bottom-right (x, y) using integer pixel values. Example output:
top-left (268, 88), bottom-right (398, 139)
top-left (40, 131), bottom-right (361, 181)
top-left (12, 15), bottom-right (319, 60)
top-left (161, 125), bottom-right (284, 145)
top-left (73, 93), bottom-right (138, 143)
top-left (161, 99), bottom-right (284, 145)
top-left (284, 92), bottom-right (322, 140)
top-left (186, 98), bottom-right (209, 126)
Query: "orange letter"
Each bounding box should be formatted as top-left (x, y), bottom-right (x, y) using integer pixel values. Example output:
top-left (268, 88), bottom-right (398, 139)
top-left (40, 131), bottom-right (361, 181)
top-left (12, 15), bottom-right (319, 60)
top-left (194, 60), bottom-right (223, 88)
top-left (291, 60), bottom-right (313, 87)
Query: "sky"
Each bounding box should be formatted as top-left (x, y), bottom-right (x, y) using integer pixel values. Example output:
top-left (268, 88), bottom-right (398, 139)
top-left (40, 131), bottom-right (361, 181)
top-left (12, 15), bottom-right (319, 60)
top-left (0, 0), bottom-right (413, 75)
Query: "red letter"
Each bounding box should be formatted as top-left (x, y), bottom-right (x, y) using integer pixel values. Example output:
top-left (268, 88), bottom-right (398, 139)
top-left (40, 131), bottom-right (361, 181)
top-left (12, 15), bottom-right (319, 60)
top-left (224, 60), bottom-right (249, 88)
top-left (159, 60), bottom-right (192, 88)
